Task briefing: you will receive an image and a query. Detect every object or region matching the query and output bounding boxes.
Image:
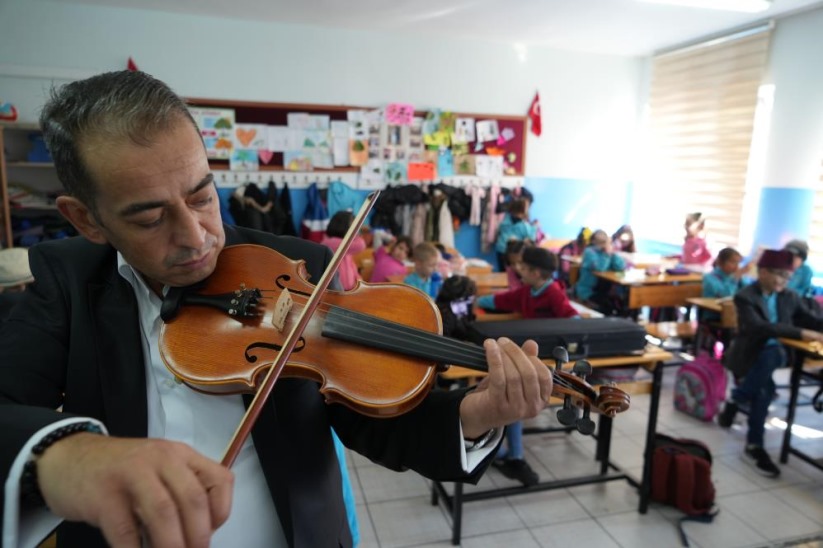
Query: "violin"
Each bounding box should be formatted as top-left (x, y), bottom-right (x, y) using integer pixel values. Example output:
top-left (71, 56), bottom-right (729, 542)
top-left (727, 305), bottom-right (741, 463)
top-left (159, 245), bottom-right (630, 446)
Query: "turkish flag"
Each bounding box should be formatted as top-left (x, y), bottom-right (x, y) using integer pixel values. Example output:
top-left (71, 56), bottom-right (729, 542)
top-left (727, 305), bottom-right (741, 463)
top-left (528, 92), bottom-right (541, 137)
top-left (127, 57), bottom-right (139, 71)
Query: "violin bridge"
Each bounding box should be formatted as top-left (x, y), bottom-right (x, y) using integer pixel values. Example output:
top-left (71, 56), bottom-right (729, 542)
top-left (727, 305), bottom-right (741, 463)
top-left (271, 288), bottom-right (294, 332)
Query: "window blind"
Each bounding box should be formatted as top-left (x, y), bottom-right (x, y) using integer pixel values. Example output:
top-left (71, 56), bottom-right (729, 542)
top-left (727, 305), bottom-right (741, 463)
top-left (635, 28), bottom-right (772, 250)
top-left (808, 161), bottom-right (823, 272)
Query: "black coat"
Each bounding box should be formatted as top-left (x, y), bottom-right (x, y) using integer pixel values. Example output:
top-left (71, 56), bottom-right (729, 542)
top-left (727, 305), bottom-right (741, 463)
top-left (0, 225), bottom-right (489, 547)
top-left (724, 282), bottom-right (823, 377)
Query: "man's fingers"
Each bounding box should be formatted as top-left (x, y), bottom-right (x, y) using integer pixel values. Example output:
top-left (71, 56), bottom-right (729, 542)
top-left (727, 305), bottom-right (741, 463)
top-left (188, 454), bottom-right (235, 530)
top-left (97, 500), bottom-right (142, 548)
top-left (160, 465), bottom-right (216, 548)
top-left (498, 338), bottom-right (542, 414)
top-left (521, 339), bottom-right (553, 403)
top-left (130, 475), bottom-right (187, 548)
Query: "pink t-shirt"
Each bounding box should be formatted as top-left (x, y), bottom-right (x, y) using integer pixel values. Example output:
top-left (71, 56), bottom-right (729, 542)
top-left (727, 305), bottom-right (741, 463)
top-left (320, 235), bottom-right (366, 290)
top-left (370, 246), bottom-right (408, 283)
top-left (682, 236), bottom-right (712, 266)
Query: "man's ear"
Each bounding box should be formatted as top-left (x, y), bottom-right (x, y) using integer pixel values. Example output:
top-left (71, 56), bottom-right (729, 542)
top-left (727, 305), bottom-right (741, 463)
top-left (56, 195), bottom-right (109, 245)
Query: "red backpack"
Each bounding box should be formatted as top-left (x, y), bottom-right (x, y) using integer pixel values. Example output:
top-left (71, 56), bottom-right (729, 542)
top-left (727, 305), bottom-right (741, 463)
top-left (651, 433), bottom-right (717, 546)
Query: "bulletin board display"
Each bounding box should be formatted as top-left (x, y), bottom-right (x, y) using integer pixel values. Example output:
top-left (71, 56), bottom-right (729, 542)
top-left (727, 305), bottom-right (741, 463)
top-left (185, 97), bottom-right (528, 179)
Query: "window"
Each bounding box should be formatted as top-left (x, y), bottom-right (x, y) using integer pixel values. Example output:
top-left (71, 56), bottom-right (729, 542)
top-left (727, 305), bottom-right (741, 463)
top-left (633, 27), bottom-right (772, 251)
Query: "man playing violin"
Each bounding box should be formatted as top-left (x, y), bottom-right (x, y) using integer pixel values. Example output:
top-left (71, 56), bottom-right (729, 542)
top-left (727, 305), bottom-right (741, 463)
top-left (0, 71), bottom-right (552, 548)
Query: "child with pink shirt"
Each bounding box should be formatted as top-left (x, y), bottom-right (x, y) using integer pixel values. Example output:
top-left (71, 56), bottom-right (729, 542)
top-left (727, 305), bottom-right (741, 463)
top-left (682, 212), bottom-right (712, 268)
top-left (320, 211), bottom-right (366, 290)
top-left (369, 235), bottom-right (412, 283)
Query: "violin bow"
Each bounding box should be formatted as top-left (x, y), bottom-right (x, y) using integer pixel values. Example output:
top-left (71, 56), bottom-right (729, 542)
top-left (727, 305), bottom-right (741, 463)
top-left (222, 191), bottom-right (381, 467)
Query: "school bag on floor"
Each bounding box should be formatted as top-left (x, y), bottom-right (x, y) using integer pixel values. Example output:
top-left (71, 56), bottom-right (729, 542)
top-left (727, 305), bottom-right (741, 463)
top-left (651, 433), bottom-right (717, 547)
top-left (673, 353), bottom-right (727, 420)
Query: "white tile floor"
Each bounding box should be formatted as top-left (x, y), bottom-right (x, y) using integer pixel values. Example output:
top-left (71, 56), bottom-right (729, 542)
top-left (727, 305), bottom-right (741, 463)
top-left (345, 365), bottom-right (823, 548)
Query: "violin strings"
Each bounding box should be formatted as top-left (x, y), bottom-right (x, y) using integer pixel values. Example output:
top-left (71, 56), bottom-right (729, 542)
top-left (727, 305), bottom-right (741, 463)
top-left (254, 288), bottom-right (581, 394)
top-left (322, 306), bottom-right (581, 393)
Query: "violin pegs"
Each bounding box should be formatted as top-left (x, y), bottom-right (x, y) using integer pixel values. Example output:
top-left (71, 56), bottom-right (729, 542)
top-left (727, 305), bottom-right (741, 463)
top-left (572, 359), bottom-right (592, 379)
top-left (576, 407), bottom-right (595, 435)
top-left (552, 346), bottom-right (569, 370)
top-left (556, 395), bottom-right (578, 426)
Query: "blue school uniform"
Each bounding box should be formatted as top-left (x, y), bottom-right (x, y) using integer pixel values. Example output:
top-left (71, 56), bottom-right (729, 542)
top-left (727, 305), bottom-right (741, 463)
top-left (787, 263), bottom-right (814, 297)
top-left (404, 272), bottom-right (432, 295)
top-left (575, 247), bottom-right (625, 301)
top-left (494, 215), bottom-right (538, 254)
top-left (702, 267), bottom-right (743, 299)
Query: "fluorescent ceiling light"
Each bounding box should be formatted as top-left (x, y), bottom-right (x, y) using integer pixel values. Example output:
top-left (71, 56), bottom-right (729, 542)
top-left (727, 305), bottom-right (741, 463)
top-left (638, 0), bottom-right (772, 13)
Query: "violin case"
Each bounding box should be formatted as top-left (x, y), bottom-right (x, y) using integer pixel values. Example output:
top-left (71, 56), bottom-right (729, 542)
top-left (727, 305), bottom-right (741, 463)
top-left (468, 317), bottom-right (647, 360)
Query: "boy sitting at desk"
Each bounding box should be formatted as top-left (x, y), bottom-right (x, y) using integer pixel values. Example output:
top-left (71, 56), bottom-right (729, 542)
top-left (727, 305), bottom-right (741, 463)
top-left (475, 247), bottom-right (578, 486)
top-left (403, 242), bottom-right (441, 296)
top-left (719, 249), bottom-right (823, 477)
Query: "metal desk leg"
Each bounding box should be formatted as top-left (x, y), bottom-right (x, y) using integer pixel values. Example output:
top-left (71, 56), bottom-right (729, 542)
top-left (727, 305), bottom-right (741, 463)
top-left (596, 413), bottom-right (613, 474)
top-left (780, 352), bottom-right (803, 464)
top-left (451, 481), bottom-right (463, 545)
top-left (639, 360), bottom-right (664, 513)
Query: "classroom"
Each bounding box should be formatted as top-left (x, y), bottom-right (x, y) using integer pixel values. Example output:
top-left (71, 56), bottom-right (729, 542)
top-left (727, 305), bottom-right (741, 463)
top-left (0, 0), bottom-right (823, 548)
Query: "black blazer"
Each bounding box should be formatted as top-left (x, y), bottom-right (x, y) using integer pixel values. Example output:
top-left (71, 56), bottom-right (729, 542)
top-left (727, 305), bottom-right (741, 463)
top-left (725, 282), bottom-right (823, 378)
top-left (0, 225), bottom-right (488, 547)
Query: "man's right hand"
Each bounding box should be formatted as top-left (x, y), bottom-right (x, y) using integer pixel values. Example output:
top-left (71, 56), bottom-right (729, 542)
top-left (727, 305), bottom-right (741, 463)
top-left (37, 433), bottom-right (234, 548)
top-left (800, 329), bottom-right (823, 343)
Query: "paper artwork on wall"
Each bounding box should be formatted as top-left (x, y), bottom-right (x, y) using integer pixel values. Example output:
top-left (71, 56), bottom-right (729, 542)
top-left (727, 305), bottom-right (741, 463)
top-left (499, 127), bottom-right (516, 143)
top-left (454, 154), bottom-right (475, 175)
top-left (437, 149), bottom-right (454, 177)
top-left (233, 124), bottom-right (268, 150)
top-left (475, 154), bottom-right (504, 178)
top-left (287, 112), bottom-right (312, 130)
top-left (347, 110), bottom-right (368, 140)
top-left (385, 161), bottom-right (407, 183)
top-left (423, 130), bottom-right (450, 149)
top-left (476, 120), bottom-right (500, 143)
top-left (385, 103), bottom-right (415, 126)
top-left (191, 107), bottom-right (234, 160)
top-left (312, 149), bottom-right (333, 169)
top-left (258, 150), bottom-right (274, 165)
top-left (284, 151), bottom-right (313, 171)
top-left (267, 127), bottom-right (302, 152)
top-left (229, 149), bottom-right (259, 171)
top-left (453, 118), bottom-right (475, 144)
top-left (408, 162), bottom-right (436, 181)
top-left (349, 138), bottom-right (368, 166)
top-left (361, 159), bottom-right (384, 183)
top-left (309, 115), bottom-right (330, 130)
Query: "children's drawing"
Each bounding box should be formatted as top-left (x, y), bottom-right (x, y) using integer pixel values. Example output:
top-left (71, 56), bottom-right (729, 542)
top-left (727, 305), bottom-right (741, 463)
top-left (284, 151), bottom-right (313, 171)
top-left (229, 149), bottom-right (259, 171)
top-left (476, 120), bottom-right (500, 142)
top-left (385, 103), bottom-right (415, 126)
top-left (233, 124), bottom-right (268, 150)
top-left (453, 118), bottom-right (476, 143)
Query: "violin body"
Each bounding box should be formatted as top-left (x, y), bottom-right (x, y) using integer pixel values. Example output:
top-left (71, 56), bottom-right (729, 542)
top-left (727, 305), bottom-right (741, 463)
top-left (160, 245), bottom-right (441, 418)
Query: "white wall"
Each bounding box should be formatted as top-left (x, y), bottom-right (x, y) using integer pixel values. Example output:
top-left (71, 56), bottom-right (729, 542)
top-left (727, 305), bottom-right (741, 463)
top-left (0, 0), bottom-right (644, 182)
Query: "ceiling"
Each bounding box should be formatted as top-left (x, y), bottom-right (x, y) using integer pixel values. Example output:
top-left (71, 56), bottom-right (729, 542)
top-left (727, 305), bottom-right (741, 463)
top-left (55, 0), bottom-right (823, 56)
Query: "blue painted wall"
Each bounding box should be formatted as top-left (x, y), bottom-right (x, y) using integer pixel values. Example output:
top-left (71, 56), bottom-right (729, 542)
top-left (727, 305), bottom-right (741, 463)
top-left (751, 186), bottom-right (814, 250)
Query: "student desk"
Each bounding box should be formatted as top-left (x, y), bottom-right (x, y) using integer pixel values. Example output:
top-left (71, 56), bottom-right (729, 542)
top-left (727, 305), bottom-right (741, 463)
top-left (777, 338), bottom-right (823, 472)
top-left (468, 271), bottom-right (509, 296)
top-left (595, 271), bottom-right (703, 309)
top-left (432, 347), bottom-right (673, 545)
top-left (560, 254), bottom-right (582, 287)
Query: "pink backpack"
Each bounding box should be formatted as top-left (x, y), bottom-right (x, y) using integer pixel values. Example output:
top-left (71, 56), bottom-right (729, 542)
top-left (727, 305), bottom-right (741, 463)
top-left (674, 353), bottom-right (727, 421)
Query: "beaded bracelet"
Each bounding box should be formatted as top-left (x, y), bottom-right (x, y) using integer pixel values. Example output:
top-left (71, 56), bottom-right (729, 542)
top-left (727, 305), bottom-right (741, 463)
top-left (20, 421), bottom-right (103, 508)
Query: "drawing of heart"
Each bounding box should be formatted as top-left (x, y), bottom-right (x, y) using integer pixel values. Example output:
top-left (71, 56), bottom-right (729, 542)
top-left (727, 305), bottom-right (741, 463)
top-left (258, 150), bottom-right (274, 164)
top-left (236, 128), bottom-right (257, 147)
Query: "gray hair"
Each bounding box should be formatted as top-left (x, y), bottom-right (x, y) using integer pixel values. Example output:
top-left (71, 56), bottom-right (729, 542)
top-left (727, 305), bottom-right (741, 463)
top-left (39, 71), bottom-right (199, 213)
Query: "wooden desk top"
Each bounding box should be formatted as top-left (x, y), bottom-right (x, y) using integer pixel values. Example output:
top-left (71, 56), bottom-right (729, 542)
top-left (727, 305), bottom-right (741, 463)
top-left (560, 254), bottom-right (582, 265)
top-left (686, 297), bottom-right (723, 312)
top-left (778, 338), bottom-right (823, 356)
top-left (469, 272), bottom-right (508, 286)
top-left (595, 270), bottom-right (703, 286)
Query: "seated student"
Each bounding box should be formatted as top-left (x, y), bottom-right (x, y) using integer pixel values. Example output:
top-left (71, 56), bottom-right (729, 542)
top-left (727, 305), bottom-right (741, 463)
top-left (320, 210), bottom-right (366, 291)
top-left (783, 239), bottom-right (814, 297)
top-left (558, 226), bottom-right (592, 287)
top-left (477, 247), bottom-right (578, 319)
top-left (702, 247), bottom-right (746, 306)
top-left (503, 239), bottom-right (532, 291)
top-left (476, 247), bottom-right (578, 486)
top-left (718, 250), bottom-right (823, 477)
top-left (370, 235), bottom-right (412, 283)
top-left (403, 242), bottom-right (441, 296)
top-left (433, 242), bottom-right (468, 278)
top-left (611, 224), bottom-right (636, 253)
top-left (682, 212), bottom-right (713, 268)
top-left (575, 230), bottom-right (626, 313)
top-left (494, 198), bottom-right (538, 271)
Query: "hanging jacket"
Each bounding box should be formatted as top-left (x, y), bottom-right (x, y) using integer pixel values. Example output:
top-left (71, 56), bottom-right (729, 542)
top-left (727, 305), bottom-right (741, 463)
top-left (301, 182), bottom-right (330, 243)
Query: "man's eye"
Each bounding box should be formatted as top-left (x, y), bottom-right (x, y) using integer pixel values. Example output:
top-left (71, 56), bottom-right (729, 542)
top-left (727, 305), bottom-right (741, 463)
top-left (137, 218), bottom-right (163, 228)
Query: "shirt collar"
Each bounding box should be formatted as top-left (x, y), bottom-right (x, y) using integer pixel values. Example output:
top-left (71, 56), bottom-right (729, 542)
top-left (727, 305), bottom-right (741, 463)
top-left (531, 279), bottom-right (553, 297)
top-left (116, 252), bottom-right (168, 302)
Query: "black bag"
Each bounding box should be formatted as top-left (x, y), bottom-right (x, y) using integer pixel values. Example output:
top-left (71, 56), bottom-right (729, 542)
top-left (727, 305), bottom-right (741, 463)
top-left (651, 433), bottom-right (717, 546)
top-left (468, 317), bottom-right (647, 360)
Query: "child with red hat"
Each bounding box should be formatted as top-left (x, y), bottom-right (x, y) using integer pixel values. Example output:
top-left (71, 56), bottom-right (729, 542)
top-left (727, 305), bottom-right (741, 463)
top-left (719, 249), bottom-right (823, 477)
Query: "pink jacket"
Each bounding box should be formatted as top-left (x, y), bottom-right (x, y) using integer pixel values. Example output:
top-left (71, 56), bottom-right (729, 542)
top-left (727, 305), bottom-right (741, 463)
top-left (682, 236), bottom-right (712, 266)
top-left (320, 235), bottom-right (366, 290)
top-left (370, 246), bottom-right (408, 283)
